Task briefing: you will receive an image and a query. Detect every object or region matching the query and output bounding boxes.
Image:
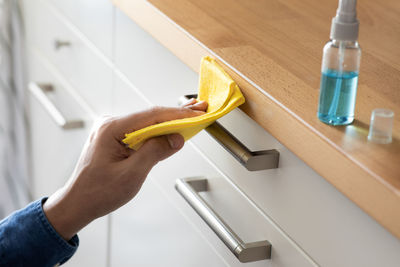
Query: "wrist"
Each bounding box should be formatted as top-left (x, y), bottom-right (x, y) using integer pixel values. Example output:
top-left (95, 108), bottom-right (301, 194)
top-left (43, 187), bottom-right (92, 241)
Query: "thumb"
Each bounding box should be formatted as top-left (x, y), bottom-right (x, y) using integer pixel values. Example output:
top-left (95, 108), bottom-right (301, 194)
top-left (127, 134), bottom-right (184, 172)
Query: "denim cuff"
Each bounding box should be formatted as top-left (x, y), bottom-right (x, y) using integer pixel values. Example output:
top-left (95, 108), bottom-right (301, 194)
top-left (36, 197), bottom-right (79, 264)
top-left (0, 198), bottom-right (79, 267)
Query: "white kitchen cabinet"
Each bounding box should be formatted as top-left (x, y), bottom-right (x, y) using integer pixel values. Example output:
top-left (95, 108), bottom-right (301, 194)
top-left (22, 0), bottom-right (111, 266)
top-left (150, 145), bottom-right (317, 267)
top-left (21, 0), bottom-right (400, 267)
top-left (26, 48), bottom-right (108, 267)
top-left (112, 8), bottom-right (400, 267)
top-left (110, 73), bottom-right (314, 266)
top-left (112, 74), bottom-right (318, 266)
top-left (21, 0), bottom-right (113, 266)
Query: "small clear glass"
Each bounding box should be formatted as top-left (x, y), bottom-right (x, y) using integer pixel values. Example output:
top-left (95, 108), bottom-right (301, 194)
top-left (367, 109), bottom-right (394, 144)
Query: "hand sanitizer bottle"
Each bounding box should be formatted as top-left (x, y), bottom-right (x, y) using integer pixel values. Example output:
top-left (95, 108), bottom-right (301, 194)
top-left (317, 0), bottom-right (361, 125)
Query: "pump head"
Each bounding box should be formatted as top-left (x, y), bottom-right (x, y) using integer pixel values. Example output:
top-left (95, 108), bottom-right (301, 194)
top-left (330, 0), bottom-right (359, 41)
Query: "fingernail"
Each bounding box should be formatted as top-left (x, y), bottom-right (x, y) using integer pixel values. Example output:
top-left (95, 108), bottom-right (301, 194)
top-left (167, 134), bottom-right (183, 149)
top-left (193, 101), bottom-right (204, 106)
top-left (183, 98), bottom-right (196, 106)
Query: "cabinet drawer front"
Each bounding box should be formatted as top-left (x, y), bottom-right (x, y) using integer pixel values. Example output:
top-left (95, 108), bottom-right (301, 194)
top-left (49, 0), bottom-right (114, 58)
top-left (21, 0), bottom-right (112, 115)
top-left (150, 145), bottom-right (316, 267)
top-left (190, 109), bottom-right (400, 267)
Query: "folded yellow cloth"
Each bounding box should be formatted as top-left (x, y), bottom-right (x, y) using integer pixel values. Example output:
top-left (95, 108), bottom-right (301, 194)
top-left (123, 56), bottom-right (245, 150)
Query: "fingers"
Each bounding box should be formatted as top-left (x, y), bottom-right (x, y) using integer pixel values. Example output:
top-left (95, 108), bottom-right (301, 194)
top-left (126, 133), bottom-right (184, 173)
top-left (112, 106), bottom-right (206, 140)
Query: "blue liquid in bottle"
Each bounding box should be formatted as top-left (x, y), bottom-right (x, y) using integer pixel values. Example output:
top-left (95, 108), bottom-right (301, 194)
top-left (317, 69), bottom-right (359, 125)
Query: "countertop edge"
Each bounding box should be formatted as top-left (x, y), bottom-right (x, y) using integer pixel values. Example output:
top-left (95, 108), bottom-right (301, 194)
top-left (112, 0), bottom-right (400, 239)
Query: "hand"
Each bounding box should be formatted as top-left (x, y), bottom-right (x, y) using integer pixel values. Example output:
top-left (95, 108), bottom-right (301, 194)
top-left (43, 101), bottom-right (207, 240)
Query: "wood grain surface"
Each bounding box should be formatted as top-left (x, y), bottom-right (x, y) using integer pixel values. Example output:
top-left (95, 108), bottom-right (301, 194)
top-left (112, 0), bottom-right (400, 239)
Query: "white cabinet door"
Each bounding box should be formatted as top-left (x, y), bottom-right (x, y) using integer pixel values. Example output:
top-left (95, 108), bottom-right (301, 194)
top-left (26, 49), bottom-right (108, 267)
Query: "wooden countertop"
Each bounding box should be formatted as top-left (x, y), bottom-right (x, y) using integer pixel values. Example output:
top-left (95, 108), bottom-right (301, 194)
top-left (112, 0), bottom-right (400, 239)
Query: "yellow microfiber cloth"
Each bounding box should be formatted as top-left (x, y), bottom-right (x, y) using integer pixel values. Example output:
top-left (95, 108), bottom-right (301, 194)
top-left (123, 56), bottom-right (245, 150)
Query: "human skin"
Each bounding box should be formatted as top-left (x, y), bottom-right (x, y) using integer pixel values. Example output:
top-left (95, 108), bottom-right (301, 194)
top-left (43, 99), bottom-right (207, 240)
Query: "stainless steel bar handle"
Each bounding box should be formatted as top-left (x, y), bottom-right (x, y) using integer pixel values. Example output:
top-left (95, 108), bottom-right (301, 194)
top-left (29, 82), bottom-right (84, 130)
top-left (175, 177), bottom-right (271, 263)
top-left (179, 95), bottom-right (279, 171)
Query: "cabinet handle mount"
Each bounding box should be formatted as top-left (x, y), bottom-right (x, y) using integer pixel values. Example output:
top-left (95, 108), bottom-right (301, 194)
top-left (179, 94), bottom-right (279, 171)
top-left (54, 39), bottom-right (71, 50)
top-left (29, 82), bottom-right (84, 130)
top-left (175, 177), bottom-right (271, 263)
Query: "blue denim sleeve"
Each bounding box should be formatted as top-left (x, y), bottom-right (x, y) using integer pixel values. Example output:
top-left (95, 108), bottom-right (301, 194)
top-left (0, 198), bottom-right (79, 267)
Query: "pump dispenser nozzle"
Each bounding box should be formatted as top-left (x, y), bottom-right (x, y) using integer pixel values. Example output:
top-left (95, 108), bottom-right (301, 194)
top-left (330, 0), bottom-right (359, 41)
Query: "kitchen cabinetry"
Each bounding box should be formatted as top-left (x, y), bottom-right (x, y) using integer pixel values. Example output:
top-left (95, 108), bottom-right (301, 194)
top-left (111, 7), bottom-right (400, 265)
top-left (23, 0), bottom-right (113, 115)
top-left (26, 50), bottom-right (90, 199)
top-left (111, 71), bottom-right (316, 266)
top-left (21, 0), bottom-right (110, 266)
top-left (25, 42), bottom-right (108, 267)
top-left (21, 0), bottom-right (400, 266)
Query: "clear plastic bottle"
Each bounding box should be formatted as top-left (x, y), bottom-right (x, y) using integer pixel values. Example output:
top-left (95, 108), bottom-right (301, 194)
top-left (317, 0), bottom-right (361, 125)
